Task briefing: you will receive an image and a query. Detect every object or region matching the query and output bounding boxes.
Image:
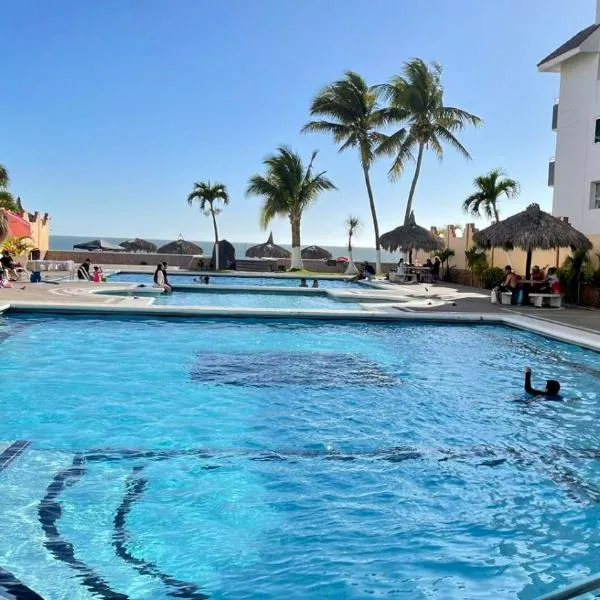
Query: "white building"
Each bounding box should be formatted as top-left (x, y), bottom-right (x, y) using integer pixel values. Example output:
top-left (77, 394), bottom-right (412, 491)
top-left (539, 0), bottom-right (600, 235)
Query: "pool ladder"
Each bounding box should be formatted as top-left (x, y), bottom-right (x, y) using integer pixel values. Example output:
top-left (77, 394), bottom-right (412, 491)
top-left (535, 572), bottom-right (600, 599)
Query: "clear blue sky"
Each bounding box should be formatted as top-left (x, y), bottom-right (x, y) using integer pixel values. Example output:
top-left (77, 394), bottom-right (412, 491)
top-left (0, 0), bottom-right (592, 246)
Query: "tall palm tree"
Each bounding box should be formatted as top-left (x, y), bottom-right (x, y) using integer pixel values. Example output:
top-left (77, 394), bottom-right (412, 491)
top-left (187, 181), bottom-right (229, 270)
top-left (246, 147), bottom-right (336, 270)
top-left (462, 169), bottom-right (520, 222)
top-left (302, 71), bottom-right (389, 273)
top-left (377, 59), bottom-right (482, 225)
top-left (345, 215), bottom-right (361, 263)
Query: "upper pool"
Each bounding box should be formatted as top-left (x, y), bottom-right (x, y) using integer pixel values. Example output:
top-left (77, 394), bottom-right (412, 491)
top-left (108, 272), bottom-right (355, 288)
top-left (0, 314), bottom-right (599, 599)
top-left (149, 289), bottom-right (365, 310)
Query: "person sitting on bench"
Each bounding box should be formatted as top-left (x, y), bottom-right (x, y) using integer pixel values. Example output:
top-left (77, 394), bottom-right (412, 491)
top-left (494, 265), bottom-right (518, 302)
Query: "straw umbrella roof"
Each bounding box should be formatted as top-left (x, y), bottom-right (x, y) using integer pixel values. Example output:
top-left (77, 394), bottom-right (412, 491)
top-left (157, 239), bottom-right (204, 255)
top-left (380, 212), bottom-right (444, 253)
top-left (301, 245), bottom-right (332, 260)
top-left (245, 233), bottom-right (291, 258)
top-left (119, 238), bottom-right (158, 253)
top-left (473, 203), bottom-right (592, 252)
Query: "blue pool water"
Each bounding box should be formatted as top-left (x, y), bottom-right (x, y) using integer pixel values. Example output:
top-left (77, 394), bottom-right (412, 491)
top-left (1, 315), bottom-right (600, 599)
top-left (150, 290), bottom-right (365, 310)
top-left (109, 272), bottom-right (355, 288)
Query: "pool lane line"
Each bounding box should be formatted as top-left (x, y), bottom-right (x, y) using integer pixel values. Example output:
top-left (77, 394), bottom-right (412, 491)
top-left (0, 566), bottom-right (45, 600)
top-left (38, 455), bottom-right (130, 600)
top-left (0, 441), bottom-right (31, 473)
top-left (113, 466), bottom-right (209, 600)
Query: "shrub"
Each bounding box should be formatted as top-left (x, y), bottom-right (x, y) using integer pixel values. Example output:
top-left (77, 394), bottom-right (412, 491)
top-left (481, 267), bottom-right (504, 289)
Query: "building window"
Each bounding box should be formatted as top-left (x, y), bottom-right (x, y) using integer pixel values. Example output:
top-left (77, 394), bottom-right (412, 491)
top-left (592, 182), bottom-right (600, 209)
top-left (596, 118), bottom-right (600, 143)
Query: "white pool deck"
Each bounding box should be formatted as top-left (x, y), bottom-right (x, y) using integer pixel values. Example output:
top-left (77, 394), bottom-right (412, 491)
top-left (0, 269), bottom-right (599, 351)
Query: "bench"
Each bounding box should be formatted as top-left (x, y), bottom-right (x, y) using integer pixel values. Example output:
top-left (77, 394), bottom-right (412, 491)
top-left (500, 292), bottom-right (513, 305)
top-left (528, 293), bottom-right (562, 308)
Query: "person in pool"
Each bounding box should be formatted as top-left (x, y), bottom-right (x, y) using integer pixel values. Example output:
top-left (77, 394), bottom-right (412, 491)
top-left (524, 367), bottom-right (561, 399)
top-left (299, 278), bottom-right (308, 288)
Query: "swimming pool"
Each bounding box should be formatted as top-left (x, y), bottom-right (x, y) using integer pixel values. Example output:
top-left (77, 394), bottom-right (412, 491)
top-left (1, 315), bottom-right (599, 599)
top-left (148, 289), bottom-right (365, 310)
top-left (108, 272), bottom-right (354, 289)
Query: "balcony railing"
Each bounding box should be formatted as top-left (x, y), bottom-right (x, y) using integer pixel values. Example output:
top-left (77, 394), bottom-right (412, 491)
top-left (548, 157), bottom-right (555, 187)
top-left (552, 100), bottom-right (559, 131)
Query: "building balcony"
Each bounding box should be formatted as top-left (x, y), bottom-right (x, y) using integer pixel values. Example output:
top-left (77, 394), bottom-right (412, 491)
top-left (552, 99), bottom-right (558, 131)
top-left (548, 157), bottom-right (555, 187)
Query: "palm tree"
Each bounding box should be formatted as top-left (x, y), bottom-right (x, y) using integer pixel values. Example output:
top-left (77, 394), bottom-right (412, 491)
top-left (186, 181), bottom-right (229, 270)
top-left (462, 169), bottom-right (520, 222)
top-left (0, 164), bottom-right (9, 189)
top-left (246, 147), bottom-right (336, 270)
top-left (377, 59), bottom-right (482, 225)
top-left (0, 211), bottom-right (7, 244)
top-left (345, 215), bottom-right (361, 263)
top-left (302, 71), bottom-right (389, 273)
top-left (0, 191), bottom-right (19, 212)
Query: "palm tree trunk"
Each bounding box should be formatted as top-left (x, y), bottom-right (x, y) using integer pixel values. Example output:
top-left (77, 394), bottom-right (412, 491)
top-left (290, 214), bottom-right (303, 270)
top-left (210, 206), bottom-right (220, 271)
top-left (348, 233), bottom-right (353, 262)
top-left (362, 164), bottom-right (381, 273)
top-left (404, 142), bottom-right (425, 225)
top-left (492, 204), bottom-right (500, 223)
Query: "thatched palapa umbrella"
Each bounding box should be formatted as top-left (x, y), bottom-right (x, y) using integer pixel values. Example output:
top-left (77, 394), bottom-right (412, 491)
top-left (473, 203), bottom-right (592, 279)
top-left (119, 238), bottom-right (158, 253)
top-left (158, 237), bottom-right (204, 255)
top-left (380, 212), bottom-right (444, 262)
top-left (245, 233), bottom-right (291, 259)
top-left (301, 245), bottom-right (332, 260)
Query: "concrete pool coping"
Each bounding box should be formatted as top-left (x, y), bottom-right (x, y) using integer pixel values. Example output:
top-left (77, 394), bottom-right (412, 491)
top-left (4, 300), bottom-right (600, 352)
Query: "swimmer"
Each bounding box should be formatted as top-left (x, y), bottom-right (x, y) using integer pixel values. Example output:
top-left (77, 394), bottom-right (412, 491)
top-left (299, 278), bottom-right (308, 288)
top-left (524, 367), bottom-right (561, 399)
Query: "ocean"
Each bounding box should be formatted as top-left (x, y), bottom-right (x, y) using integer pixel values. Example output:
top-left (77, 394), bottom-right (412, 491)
top-left (50, 235), bottom-right (400, 263)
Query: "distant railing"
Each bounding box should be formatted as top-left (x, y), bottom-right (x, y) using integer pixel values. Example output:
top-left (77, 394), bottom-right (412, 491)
top-left (535, 572), bottom-right (600, 600)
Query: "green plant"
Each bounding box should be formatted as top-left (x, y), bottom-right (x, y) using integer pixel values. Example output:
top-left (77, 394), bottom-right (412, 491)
top-left (465, 246), bottom-right (488, 286)
top-left (481, 267), bottom-right (504, 289)
top-left (302, 71), bottom-right (387, 272)
top-left (1, 236), bottom-right (33, 256)
top-left (462, 169), bottom-right (520, 222)
top-left (187, 181), bottom-right (230, 271)
top-left (246, 147), bottom-right (336, 270)
top-left (376, 59), bottom-right (481, 225)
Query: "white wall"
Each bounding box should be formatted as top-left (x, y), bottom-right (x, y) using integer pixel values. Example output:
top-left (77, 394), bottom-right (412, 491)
top-left (553, 51), bottom-right (600, 234)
